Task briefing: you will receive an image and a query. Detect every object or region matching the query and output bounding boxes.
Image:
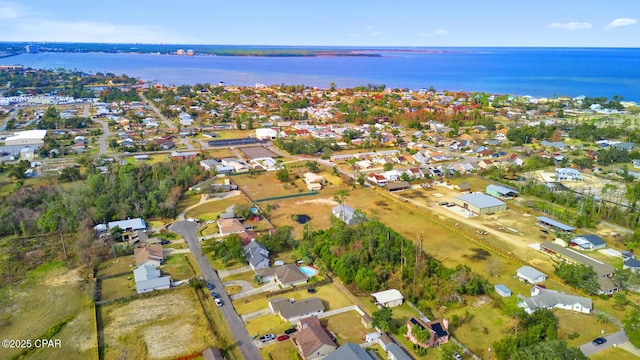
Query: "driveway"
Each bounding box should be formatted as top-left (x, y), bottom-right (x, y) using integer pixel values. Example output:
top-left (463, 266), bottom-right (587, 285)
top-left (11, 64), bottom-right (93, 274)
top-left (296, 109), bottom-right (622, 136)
top-left (579, 331), bottom-right (629, 356)
top-left (169, 221), bottom-right (261, 360)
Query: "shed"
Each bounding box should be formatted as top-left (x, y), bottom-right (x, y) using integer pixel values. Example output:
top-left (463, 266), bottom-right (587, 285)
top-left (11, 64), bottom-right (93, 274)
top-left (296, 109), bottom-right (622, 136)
top-left (371, 289), bottom-right (404, 308)
top-left (384, 181), bottom-right (411, 192)
top-left (452, 193), bottom-right (507, 215)
top-left (486, 184), bottom-right (518, 198)
top-left (516, 266), bottom-right (547, 284)
top-left (494, 284), bottom-right (512, 297)
top-left (536, 216), bottom-right (575, 232)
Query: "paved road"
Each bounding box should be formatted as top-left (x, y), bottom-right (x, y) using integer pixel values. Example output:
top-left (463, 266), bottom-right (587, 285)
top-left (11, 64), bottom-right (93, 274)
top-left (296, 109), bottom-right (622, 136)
top-left (93, 118), bottom-right (114, 155)
top-left (1, 107), bottom-right (17, 129)
top-left (139, 92), bottom-right (194, 150)
top-left (579, 330), bottom-right (629, 356)
top-left (169, 221), bottom-right (261, 360)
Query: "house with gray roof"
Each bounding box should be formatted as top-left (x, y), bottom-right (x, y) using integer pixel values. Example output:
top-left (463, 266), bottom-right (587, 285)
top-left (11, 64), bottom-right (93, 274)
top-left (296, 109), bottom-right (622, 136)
top-left (452, 193), bottom-right (507, 215)
top-left (623, 255), bottom-right (640, 272)
top-left (516, 266), bottom-right (547, 284)
top-left (332, 204), bottom-right (365, 225)
top-left (108, 217), bottom-right (146, 232)
top-left (518, 285), bottom-right (592, 314)
top-left (486, 184), bottom-right (518, 199)
top-left (269, 297), bottom-right (325, 323)
top-left (325, 343), bottom-right (374, 360)
top-left (133, 265), bottom-right (171, 294)
top-left (244, 240), bottom-right (269, 271)
top-left (386, 343), bottom-right (412, 360)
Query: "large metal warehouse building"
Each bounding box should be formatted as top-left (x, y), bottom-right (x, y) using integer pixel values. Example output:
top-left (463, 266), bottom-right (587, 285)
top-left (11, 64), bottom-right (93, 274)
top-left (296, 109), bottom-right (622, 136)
top-left (452, 193), bottom-right (507, 215)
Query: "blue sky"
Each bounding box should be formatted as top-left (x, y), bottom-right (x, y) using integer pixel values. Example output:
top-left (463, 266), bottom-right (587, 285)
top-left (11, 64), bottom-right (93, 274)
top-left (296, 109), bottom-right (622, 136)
top-left (0, 0), bottom-right (639, 47)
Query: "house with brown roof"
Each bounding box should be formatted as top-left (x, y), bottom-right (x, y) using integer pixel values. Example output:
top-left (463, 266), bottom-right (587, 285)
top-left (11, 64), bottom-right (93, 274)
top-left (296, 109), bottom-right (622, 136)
top-left (134, 244), bottom-right (165, 267)
top-left (295, 316), bottom-right (337, 359)
top-left (259, 263), bottom-right (309, 288)
top-left (406, 317), bottom-right (450, 349)
top-left (217, 218), bottom-right (246, 236)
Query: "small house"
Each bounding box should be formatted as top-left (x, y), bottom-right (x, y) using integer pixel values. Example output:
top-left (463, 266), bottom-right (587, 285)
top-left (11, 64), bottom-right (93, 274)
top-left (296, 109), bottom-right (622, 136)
top-left (371, 289), bottom-right (404, 308)
top-left (516, 266), bottom-right (547, 284)
top-left (570, 234), bottom-right (606, 251)
top-left (494, 284), bottom-right (512, 297)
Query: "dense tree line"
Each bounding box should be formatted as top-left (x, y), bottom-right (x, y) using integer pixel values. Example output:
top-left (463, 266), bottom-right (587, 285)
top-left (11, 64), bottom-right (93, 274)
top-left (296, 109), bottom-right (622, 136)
top-left (304, 219), bottom-right (490, 307)
top-left (99, 87), bottom-right (140, 103)
top-left (568, 122), bottom-right (623, 142)
top-left (274, 137), bottom-right (337, 156)
top-left (553, 262), bottom-right (599, 294)
top-left (507, 125), bottom-right (557, 145)
top-left (492, 309), bottom-right (586, 360)
top-left (33, 106), bottom-right (92, 130)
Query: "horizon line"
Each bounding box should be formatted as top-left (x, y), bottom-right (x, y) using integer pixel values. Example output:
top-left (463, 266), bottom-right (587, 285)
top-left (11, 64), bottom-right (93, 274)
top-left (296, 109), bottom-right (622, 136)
top-left (1, 41), bottom-right (639, 49)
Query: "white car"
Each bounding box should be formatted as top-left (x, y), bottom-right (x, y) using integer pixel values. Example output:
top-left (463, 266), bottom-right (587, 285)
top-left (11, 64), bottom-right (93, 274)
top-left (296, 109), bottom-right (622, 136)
top-left (214, 298), bottom-right (223, 307)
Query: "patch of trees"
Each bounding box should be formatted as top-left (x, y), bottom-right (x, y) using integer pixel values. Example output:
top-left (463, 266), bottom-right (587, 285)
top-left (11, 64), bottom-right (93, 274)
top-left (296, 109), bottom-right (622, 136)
top-left (305, 220), bottom-right (490, 305)
top-left (581, 96), bottom-right (624, 111)
top-left (202, 234), bottom-right (245, 265)
top-left (568, 123), bottom-right (623, 142)
top-left (596, 147), bottom-right (631, 165)
top-left (492, 309), bottom-right (586, 360)
top-left (100, 87), bottom-right (140, 103)
top-left (553, 262), bottom-right (599, 294)
top-left (625, 307), bottom-right (640, 348)
top-left (35, 106), bottom-right (92, 129)
top-left (274, 137), bottom-right (337, 156)
top-left (259, 226), bottom-right (296, 253)
top-left (86, 161), bottom-right (206, 222)
top-left (507, 125), bottom-right (557, 145)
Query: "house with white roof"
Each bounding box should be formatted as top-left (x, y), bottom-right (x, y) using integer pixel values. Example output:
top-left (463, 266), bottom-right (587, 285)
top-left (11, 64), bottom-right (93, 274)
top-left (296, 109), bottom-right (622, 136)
top-left (555, 168), bottom-right (583, 181)
top-left (371, 289), bottom-right (404, 308)
top-left (516, 266), bottom-right (547, 284)
top-left (107, 218), bottom-right (147, 232)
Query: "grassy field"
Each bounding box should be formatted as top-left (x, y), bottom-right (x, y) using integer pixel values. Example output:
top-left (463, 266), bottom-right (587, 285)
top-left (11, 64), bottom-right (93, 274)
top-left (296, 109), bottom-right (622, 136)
top-left (0, 263), bottom-right (97, 360)
top-left (233, 172), bottom-right (307, 201)
top-left (96, 255), bottom-right (135, 278)
top-left (101, 287), bottom-right (214, 360)
top-left (323, 310), bottom-right (369, 345)
top-left (185, 195), bottom-right (250, 221)
top-left (100, 274), bottom-right (136, 301)
top-left (260, 339), bottom-right (298, 360)
top-left (177, 192), bottom-right (202, 213)
top-left (163, 254), bottom-right (196, 281)
top-left (221, 270), bottom-right (258, 286)
top-left (590, 346), bottom-right (640, 360)
top-left (245, 314), bottom-right (292, 337)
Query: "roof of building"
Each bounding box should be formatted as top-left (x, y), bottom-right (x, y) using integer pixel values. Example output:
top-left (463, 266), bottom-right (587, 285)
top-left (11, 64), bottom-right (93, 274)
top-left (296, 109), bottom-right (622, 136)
top-left (107, 218), bottom-right (146, 231)
top-left (270, 297), bottom-right (325, 320)
top-left (371, 289), bottom-right (404, 305)
top-left (384, 181), bottom-right (411, 191)
top-left (217, 218), bottom-right (245, 234)
top-left (202, 348), bottom-right (225, 360)
top-left (540, 242), bottom-right (614, 275)
top-left (455, 193), bottom-right (506, 208)
top-left (495, 284), bottom-right (511, 294)
top-left (536, 216), bottom-right (575, 231)
top-left (296, 316), bottom-right (336, 358)
top-left (325, 343), bottom-right (373, 360)
top-left (486, 184), bottom-right (518, 196)
top-left (624, 257), bottom-right (640, 269)
top-left (518, 286), bottom-right (592, 311)
top-left (5, 129), bottom-right (47, 141)
top-left (133, 264), bottom-right (161, 282)
top-left (572, 234), bottom-right (606, 247)
top-left (134, 245), bottom-right (164, 266)
top-left (274, 264), bottom-right (308, 285)
top-left (516, 266), bottom-right (546, 281)
top-left (386, 343), bottom-right (413, 360)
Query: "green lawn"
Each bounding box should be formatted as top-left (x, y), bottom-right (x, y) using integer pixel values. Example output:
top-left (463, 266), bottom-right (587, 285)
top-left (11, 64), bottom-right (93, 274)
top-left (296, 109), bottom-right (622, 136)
top-left (186, 196), bottom-right (251, 221)
top-left (245, 314), bottom-right (291, 336)
top-left (222, 271), bottom-right (258, 287)
top-left (323, 311), bottom-right (369, 345)
top-left (96, 255), bottom-right (135, 278)
top-left (589, 346), bottom-right (640, 360)
top-left (100, 274), bottom-right (137, 301)
top-left (163, 254), bottom-right (196, 281)
top-left (260, 339), bottom-right (298, 360)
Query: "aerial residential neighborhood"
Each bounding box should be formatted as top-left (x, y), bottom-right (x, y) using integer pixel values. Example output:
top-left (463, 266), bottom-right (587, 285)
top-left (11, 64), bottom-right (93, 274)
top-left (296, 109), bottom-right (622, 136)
top-left (2, 66), bottom-right (640, 360)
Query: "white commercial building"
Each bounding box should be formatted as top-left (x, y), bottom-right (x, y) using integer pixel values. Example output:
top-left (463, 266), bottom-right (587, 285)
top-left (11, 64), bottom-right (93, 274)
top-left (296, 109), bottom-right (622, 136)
top-left (4, 130), bottom-right (47, 147)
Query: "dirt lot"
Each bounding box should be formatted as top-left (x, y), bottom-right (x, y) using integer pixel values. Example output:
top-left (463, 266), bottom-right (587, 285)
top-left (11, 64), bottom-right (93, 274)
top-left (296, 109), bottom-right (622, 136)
top-left (101, 287), bottom-right (213, 360)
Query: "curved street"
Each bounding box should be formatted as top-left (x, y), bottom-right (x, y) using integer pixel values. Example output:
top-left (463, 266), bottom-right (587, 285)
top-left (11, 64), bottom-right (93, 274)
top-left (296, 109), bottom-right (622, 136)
top-left (169, 221), bottom-right (261, 360)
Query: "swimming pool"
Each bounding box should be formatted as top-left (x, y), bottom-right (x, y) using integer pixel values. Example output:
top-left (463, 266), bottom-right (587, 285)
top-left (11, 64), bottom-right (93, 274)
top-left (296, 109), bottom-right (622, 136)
top-left (299, 266), bottom-right (319, 276)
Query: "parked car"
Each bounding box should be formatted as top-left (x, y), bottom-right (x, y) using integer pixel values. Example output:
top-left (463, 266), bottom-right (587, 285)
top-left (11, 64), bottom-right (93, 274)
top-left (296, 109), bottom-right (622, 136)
top-left (214, 298), bottom-right (223, 307)
top-left (592, 337), bottom-right (607, 346)
top-left (307, 288), bottom-right (317, 293)
top-left (453, 351), bottom-right (462, 360)
top-left (277, 335), bottom-right (290, 342)
top-left (206, 282), bottom-right (214, 290)
top-left (259, 334), bottom-right (275, 342)
top-left (540, 229), bottom-right (549, 234)
top-left (284, 328), bottom-right (297, 335)
top-left (211, 291), bottom-right (220, 298)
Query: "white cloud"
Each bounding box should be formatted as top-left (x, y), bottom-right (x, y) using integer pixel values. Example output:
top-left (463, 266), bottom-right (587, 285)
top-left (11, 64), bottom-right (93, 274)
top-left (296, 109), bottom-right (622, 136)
top-left (371, 31), bottom-right (383, 36)
top-left (420, 29), bottom-right (448, 38)
top-left (2, 19), bottom-right (198, 43)
top-left (605, 18), bottom-right (637, 29)
top-left (548, 22), bottom-right (592, 31)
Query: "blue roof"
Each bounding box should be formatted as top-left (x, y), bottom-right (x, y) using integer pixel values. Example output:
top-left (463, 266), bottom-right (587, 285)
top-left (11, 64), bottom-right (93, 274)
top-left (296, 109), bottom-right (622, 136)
top-left (486, 184), bottom-right (518, 195)
top-left (495, 284), bottom-right (511, 294)
top-left (536, 216), bottom-right (574, 231)
top-left (456, 193), bottom-right (506, 208)
top-left (573, 234), bottom-right (606, 246)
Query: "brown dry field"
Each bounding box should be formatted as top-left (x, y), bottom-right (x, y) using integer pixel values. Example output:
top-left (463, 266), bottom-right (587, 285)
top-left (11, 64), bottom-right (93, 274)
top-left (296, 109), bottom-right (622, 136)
top-left (101, 287), bottom-right (213, 360)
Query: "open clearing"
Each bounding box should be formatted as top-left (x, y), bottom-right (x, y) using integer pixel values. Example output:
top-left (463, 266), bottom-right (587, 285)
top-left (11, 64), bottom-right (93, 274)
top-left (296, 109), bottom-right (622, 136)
top-left (323, 311), bottom-right (369, 345)
top-left (101, 287), bottom-right (213, 360)
top-left (0, 264), bottom-right (97, 360)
